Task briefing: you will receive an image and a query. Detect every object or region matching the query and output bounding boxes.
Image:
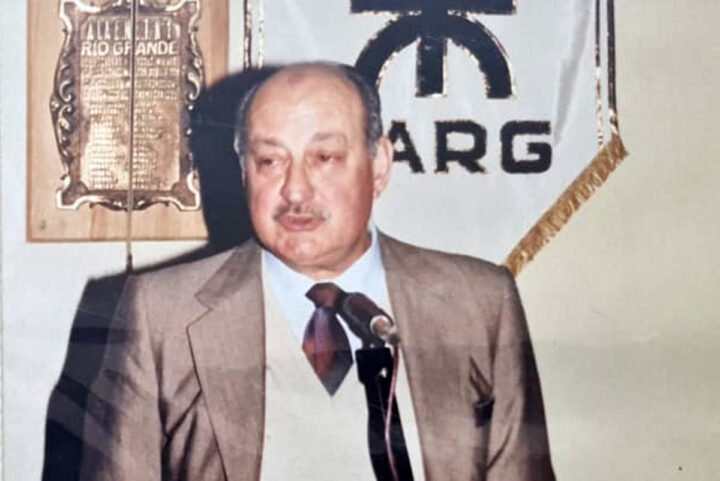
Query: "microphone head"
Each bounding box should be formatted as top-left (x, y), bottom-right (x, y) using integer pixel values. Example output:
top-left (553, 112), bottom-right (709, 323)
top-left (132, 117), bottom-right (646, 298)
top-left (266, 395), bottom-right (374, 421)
top-left (342, 293), bottom-right (400, 346)
top-left (369, 315), bottom-right (401, 346)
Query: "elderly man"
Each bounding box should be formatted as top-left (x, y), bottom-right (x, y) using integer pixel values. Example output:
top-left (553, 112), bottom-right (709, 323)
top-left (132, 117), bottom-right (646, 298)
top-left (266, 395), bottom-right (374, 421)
top-left (79, 62), bottom-right (554, 480)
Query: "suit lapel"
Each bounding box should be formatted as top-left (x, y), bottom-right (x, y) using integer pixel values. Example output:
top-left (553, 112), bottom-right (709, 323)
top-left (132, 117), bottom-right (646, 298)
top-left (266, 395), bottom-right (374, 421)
top-left (380, 234), bottom-right (477, 480)
top-left (188, 241), bottom-right (265, 481)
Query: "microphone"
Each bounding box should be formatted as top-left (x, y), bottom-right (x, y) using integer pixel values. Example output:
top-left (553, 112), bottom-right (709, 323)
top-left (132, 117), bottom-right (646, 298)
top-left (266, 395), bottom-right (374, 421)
top-left (344, 293), bottom-right (408, 481)
top-left (341, 293), bottom-right (401, 346)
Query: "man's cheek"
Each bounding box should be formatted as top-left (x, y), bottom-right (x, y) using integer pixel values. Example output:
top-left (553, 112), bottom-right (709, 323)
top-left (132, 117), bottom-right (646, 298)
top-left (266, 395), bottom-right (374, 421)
top-left (252, 191), bottom-right (274, 214)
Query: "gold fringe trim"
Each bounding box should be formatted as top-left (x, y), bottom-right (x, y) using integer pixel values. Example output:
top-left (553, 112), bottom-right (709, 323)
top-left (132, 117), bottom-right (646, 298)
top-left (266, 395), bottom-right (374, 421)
top-left (503, 134), bottom-right (628, 276)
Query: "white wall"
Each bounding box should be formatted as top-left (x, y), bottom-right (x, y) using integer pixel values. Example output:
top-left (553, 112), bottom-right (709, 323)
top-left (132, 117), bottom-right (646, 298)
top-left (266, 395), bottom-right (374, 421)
top-left (2, 0), bottom-right (718, 479)
top-left (518, 0), bottom-right (720, 478)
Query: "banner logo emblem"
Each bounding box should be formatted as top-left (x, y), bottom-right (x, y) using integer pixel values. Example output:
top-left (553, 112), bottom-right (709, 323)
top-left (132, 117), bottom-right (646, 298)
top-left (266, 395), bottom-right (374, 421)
top-left (352, 0), bottom-right (515, 97)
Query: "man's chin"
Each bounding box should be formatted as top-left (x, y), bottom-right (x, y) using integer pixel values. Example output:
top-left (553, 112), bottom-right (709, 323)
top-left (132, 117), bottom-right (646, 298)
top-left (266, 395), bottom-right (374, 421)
top-left (272, 238), bottom-right (324, 269)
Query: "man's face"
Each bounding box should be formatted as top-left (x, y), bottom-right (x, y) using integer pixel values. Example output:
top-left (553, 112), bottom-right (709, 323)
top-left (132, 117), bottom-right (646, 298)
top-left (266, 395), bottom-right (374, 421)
top-left (244, 68), bottom-right (392, 279)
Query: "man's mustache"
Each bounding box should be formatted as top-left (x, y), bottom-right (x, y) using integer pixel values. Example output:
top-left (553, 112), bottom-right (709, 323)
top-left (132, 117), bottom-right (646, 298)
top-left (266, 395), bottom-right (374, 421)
top-left (272, 203), bottom-right (329, 221)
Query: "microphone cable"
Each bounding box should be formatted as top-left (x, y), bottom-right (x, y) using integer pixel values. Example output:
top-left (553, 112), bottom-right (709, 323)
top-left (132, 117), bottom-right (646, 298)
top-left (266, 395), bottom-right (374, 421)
top-left (384, 344), bottom-right (401, 481)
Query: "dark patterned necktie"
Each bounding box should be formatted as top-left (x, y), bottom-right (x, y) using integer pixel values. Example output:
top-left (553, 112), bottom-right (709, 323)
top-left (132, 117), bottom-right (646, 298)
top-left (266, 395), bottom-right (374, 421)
top-left (303, 283), bottom-right (354, 395)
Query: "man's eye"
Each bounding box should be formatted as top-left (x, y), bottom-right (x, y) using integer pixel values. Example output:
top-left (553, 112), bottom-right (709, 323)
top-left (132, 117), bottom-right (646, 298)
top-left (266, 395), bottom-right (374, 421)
top-left (316, 152), bottom-right (343, 163)
top-left (256, 157), bottom-right (278, 167)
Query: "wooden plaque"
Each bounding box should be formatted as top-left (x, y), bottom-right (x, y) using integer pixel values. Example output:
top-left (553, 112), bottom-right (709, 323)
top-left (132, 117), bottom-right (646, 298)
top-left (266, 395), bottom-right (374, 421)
top-left (28, 0), bottom-right (228, 241)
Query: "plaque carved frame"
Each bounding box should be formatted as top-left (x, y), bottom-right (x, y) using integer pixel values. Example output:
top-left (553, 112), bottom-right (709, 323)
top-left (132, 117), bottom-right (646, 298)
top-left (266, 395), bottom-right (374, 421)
top-left (50, 0), bottom-right (204, 211)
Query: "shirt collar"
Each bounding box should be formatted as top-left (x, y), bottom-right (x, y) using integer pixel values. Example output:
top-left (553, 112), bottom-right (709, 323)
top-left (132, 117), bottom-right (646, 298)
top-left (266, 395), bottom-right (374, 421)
top-left (262, 224), bottom-right (387, 348)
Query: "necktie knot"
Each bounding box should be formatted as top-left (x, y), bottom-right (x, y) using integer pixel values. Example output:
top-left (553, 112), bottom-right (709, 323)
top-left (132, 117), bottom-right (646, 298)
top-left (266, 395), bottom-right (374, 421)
top-left (306, 282), bottom-right (344, 309)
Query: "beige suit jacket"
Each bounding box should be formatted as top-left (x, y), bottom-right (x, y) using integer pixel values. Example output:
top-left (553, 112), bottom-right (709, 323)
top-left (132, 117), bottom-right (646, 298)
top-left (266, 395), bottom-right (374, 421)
top-left (80, 233), bottom-right (554, 480)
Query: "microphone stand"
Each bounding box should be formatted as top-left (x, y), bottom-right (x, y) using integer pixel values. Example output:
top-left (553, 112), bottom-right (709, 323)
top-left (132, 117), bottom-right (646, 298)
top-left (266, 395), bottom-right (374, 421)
top-left (355, 344), bottom-right (414, 481)
top-left (333, 289), bottom-right (414, 481)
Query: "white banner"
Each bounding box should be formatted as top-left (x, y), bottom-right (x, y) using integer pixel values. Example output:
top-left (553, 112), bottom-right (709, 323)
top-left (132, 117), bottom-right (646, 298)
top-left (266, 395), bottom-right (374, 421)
top-left (239, 0), bottom-right (625, 272)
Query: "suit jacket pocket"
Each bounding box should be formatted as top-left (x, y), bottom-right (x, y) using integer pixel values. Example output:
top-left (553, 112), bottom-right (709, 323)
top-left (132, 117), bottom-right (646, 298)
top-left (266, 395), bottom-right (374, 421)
top-left (469, 356), bottom-right (493, 478)
top-left (474, 396), bottom-right (494, 428)
top-left (464, 396), bottom-right (493, 481)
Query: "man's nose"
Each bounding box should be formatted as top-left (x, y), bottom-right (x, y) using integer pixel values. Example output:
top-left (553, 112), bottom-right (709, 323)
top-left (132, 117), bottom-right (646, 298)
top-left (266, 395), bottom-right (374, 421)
top-left (280, 161), bottom-right (313, 204)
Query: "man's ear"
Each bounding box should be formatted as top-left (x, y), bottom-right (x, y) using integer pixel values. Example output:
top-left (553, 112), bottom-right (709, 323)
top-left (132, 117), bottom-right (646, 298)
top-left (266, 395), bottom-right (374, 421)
top-left (371, 136), bottom-right (393, 198)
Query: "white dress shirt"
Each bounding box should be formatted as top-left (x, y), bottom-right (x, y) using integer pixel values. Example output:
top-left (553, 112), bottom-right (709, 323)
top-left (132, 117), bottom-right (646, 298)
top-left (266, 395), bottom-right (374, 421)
top-left (262, 225), bottom-right (387, 354)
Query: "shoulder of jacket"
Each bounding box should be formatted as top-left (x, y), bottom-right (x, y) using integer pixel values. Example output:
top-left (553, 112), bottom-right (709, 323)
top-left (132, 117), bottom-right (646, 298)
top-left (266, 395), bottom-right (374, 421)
top-left (127, 241), bottom-right (258, 309)
top-left (134, 249), bottom-right (231, 289)
top-left (380, 232), bottom-right (511, 286)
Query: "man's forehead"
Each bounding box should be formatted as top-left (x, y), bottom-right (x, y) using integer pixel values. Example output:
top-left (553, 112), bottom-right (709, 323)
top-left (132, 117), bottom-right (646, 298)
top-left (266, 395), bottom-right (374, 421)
top-left (248, 66), bottom-right (362, 120)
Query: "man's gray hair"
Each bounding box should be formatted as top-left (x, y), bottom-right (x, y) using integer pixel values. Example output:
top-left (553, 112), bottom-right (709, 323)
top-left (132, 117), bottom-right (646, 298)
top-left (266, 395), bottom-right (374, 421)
top-left (233, 62), bottom-right (384, 168)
